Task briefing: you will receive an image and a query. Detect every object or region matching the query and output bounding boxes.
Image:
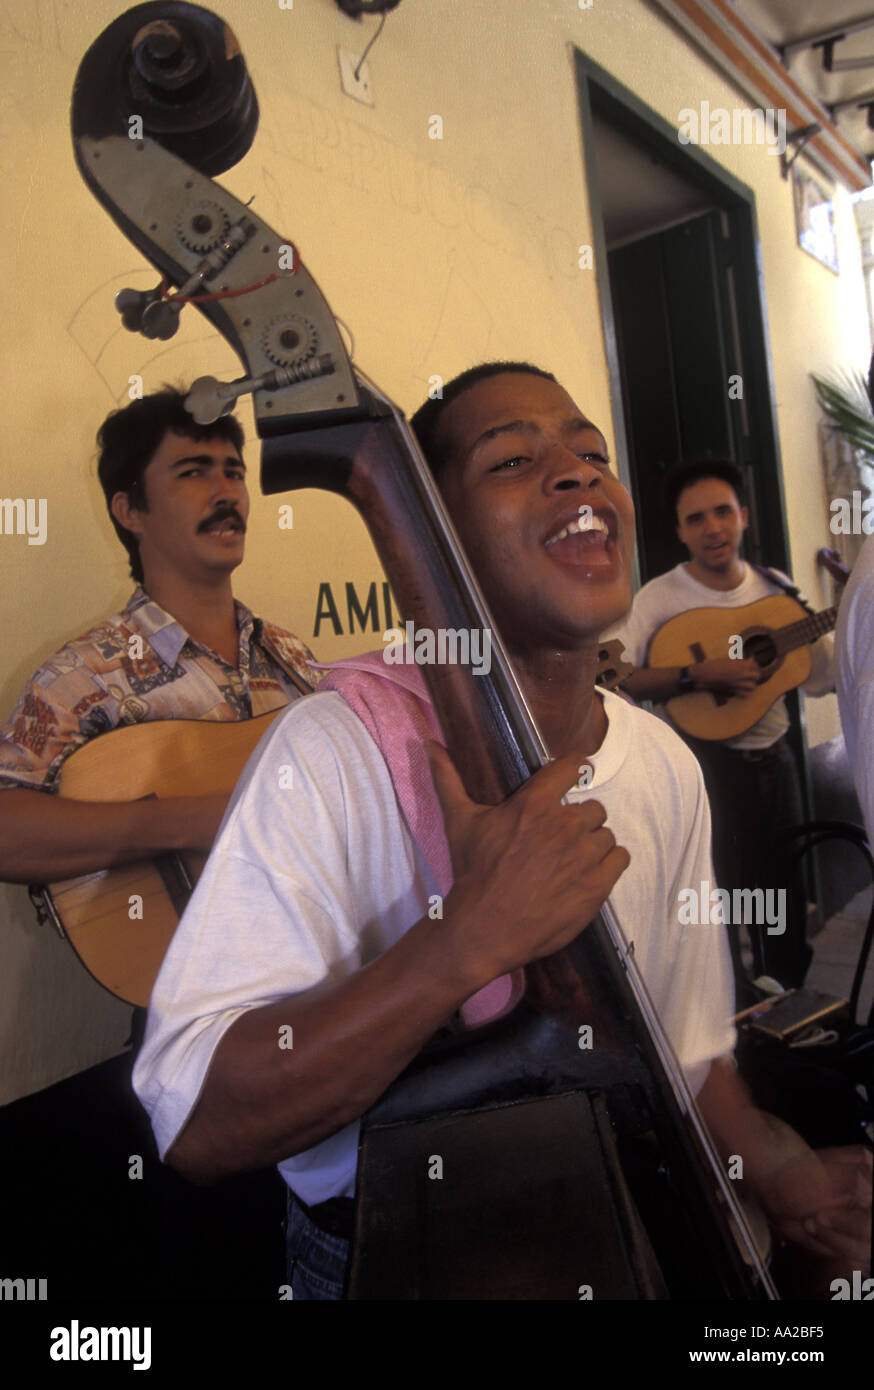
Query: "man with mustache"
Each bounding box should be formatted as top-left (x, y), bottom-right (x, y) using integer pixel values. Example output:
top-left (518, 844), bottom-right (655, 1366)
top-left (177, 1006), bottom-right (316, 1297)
top-left (132, 363), bottom-right (870, 1300)
top-left (0, 388), bottom-right (314, 887)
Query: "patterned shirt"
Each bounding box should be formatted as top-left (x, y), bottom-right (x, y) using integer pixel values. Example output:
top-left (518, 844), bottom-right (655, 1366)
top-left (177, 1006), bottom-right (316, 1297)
top-left (0, 587), bottom-right (318, 793)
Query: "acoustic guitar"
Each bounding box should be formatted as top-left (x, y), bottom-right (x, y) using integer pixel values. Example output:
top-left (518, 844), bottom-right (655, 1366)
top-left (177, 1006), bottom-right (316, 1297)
top-left (33, 710), bottom-right (281, 1007)
top-left (648, 594), bottom-right (837, 741)
top-left (34, 642), bottom-right (630, 1007)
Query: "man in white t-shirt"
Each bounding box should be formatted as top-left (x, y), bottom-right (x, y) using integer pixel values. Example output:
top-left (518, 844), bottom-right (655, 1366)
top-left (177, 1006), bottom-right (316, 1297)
top-left (613, 460), bottom-right (833, 992)
top-left (133, 368), bottom-right (869, 1299)
top-left (836, 531), bottom-right (874, 844)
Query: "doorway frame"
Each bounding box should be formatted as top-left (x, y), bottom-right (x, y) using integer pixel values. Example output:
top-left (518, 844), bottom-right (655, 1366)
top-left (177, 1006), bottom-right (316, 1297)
top-left (573, 49), bottom-right (815, 818)
top-left (573, 49), bottom-right (791, 573)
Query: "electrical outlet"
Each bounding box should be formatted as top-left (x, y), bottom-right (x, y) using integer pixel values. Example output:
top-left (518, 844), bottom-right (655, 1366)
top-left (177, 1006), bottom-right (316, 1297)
top-left (338, 47), bottom-right (374, 106)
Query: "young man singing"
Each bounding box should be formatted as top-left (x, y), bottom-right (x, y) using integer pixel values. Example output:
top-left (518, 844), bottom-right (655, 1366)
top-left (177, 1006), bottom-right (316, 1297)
top-left (133, 365), bottom-right (870, 1299)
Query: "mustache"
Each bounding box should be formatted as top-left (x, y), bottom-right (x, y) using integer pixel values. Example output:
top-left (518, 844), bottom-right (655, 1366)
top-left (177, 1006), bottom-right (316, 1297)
top-left (198, 505), bottom-right (246, 534)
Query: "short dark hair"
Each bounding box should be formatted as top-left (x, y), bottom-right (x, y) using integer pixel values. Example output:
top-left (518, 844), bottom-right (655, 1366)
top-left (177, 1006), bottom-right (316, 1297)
top-left (665, 457), bottom-right (745, 522)
top-left (97, 388), bottom-right (245, 583)
top-left (410, 361), bottom-right (558, 477)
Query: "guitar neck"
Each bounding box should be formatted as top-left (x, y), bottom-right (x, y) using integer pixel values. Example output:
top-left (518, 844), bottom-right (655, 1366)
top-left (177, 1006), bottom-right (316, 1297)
top-left (775, 606), bottom-right (838, 655)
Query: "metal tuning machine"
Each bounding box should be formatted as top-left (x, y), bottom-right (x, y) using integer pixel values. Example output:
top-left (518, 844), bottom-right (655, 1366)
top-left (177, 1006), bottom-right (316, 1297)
top-left (72, 2), bottom-right (362, 433)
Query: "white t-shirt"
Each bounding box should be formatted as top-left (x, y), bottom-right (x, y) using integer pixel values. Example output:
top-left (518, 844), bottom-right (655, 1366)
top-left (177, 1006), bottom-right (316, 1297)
top-left (836, 533), bottom-right (874, 844)
top-left (133, 688), bottom-right (736, 1206)
top-left (608, 562), bottom-right (834, 750)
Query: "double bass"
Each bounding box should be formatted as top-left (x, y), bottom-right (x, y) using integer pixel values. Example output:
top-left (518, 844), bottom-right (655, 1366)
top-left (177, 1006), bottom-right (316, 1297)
top-left (71, 2), bottom-right (776, 1301)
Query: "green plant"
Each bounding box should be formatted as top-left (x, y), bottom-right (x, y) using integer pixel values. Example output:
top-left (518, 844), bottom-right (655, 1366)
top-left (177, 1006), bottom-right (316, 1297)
top-left (812, 369), bottom-right (874, 459)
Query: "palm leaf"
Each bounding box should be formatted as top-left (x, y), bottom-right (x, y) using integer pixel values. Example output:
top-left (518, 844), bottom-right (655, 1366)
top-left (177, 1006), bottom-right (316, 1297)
top-left (811, 369), bottom-right (874, 458)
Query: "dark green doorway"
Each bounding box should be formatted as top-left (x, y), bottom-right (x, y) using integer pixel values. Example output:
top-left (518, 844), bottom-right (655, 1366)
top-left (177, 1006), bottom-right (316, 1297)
top-left (610, 210), bottom-right (747, 584)
top-left (574, 53), bottom-right (791, 589)
top-left (574, 50), bottom-right (817, 855)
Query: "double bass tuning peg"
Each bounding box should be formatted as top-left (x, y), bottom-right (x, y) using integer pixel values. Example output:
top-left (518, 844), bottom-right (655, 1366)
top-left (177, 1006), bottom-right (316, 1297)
top-left (185, 356), bottom-right (337, 425)
top-left (114, 285), bottom-right (182, 341)
top-left (113, 219), bottom-right (255, 344)
top-left (185, 375), bottom-right (243, 424)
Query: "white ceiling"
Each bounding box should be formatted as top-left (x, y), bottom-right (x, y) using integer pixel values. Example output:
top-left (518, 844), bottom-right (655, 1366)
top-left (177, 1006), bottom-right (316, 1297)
top-left (736, 0), bottom-right (874, 162)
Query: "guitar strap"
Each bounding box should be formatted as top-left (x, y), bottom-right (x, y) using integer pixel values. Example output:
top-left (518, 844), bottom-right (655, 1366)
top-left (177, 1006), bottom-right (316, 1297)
top-left (750, 564), bottom-right (816, 617)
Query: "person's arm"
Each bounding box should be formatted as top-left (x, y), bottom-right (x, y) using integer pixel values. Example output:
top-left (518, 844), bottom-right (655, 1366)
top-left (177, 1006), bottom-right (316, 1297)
top-left (0, 643), bottom-right (231, 881)
top-left (845, 679), bottom-right (874, 847)
top-left (836, 559), bottom-right (874, 841)
top-left (0, 787), bottom-right (226, 882)
top-left (165, 745), bottom-right (630, 1184)
top-left (622, 656), bottom-right (760, 705)
top-left (698, 1057), bottom-right (872, 1270)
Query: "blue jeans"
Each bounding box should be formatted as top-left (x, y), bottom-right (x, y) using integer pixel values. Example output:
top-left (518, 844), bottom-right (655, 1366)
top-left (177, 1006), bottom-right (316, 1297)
top-left (284, 1191), bottom-right (350, 1300)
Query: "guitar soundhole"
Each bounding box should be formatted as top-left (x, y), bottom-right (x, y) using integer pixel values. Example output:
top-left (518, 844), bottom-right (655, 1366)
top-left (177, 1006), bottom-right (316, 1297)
top-left (743, 632), bottom-right (776, 673)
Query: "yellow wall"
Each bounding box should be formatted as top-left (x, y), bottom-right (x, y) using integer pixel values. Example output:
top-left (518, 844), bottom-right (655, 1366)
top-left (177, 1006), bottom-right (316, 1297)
top-left (0, 0), bottom-right (868, 1100)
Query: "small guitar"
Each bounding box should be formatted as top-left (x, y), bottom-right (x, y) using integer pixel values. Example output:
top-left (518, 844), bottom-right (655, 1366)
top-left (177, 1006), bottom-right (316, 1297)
top-left (648, 595), bottom-right (836, 741)
top-left (33, 711), bottom-right (282, 1006)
